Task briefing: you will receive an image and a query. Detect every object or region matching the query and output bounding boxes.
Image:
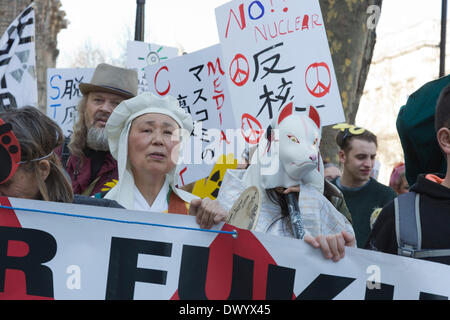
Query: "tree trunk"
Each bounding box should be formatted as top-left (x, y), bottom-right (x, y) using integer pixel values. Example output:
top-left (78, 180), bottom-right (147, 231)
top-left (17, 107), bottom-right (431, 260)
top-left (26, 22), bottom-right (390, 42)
top-left (0, 0), bottom-right (67, 114)
top-left (318, 0), bottom-right (382, 164)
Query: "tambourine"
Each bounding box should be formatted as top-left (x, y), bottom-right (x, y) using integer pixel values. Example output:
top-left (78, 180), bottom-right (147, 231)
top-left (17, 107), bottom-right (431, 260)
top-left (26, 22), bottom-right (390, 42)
top-left (227, 186), bottom-right (261, 231)
top-left (0, 118), bottom-right (21, 184)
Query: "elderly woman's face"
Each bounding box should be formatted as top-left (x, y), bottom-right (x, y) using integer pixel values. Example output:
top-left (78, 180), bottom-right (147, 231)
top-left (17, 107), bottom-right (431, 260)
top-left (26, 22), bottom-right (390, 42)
top-left (128, 113), bottom-right (181, 176)
top-left (0, 166), bottom-right (40, 199)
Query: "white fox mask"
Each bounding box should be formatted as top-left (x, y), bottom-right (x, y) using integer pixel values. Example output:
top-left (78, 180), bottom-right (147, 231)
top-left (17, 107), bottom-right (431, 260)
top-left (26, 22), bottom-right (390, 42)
top-left (249, 102), bottom-right (325, 193)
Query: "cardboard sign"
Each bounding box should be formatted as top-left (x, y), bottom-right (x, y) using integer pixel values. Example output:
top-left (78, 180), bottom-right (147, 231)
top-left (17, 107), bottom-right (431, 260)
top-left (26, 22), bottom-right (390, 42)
top-left (145, 44), bottom-right (239, 186)
top-left (46, 68), bottom-right (94, 137)
top-left (1, 196), bottom-right (450, 300)
top-left (215, 0), bottom-right (345, 145)
top-left (126, 40), bottom-right (179, 94)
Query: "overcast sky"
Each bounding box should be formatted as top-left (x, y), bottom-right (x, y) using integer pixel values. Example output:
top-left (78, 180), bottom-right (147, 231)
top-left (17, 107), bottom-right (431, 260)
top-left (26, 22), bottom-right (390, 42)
top-left (56, 0), bottom-right (446, 68)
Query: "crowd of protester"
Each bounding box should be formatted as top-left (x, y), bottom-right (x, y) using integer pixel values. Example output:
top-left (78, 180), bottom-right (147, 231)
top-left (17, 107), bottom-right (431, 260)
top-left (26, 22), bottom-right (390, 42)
top-left (1, 62), bottom-right (449, 266)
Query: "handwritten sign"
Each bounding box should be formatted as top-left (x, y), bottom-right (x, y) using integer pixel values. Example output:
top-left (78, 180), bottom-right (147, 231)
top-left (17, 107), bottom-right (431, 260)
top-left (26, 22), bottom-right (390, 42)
top-left (126, 40), bottom-right (179, 94)
top-left (215, 0), bottom-right (345, 145)
top-left (145, 44), bottom-right (239, 186)
top-left (46, 68), bottom-right (94, 137)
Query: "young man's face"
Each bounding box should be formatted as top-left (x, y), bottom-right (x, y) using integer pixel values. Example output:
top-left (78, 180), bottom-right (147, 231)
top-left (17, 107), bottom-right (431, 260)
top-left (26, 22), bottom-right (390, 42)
top-left (339, 138), bottom-right (377, 185)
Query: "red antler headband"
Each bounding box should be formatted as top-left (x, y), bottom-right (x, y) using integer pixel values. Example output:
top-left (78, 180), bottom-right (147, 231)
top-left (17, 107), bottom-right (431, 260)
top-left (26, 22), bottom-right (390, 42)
top-left (0, 118), bottom-right (21, 185)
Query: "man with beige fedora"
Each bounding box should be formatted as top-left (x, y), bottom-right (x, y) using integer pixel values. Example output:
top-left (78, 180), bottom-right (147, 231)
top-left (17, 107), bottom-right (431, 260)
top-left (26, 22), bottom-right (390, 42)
top-left (56, 63), bottom-right (138, 196)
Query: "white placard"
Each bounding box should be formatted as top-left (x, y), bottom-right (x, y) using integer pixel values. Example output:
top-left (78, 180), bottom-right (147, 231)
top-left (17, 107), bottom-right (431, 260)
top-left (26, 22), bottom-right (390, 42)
top-left (145, 44), bottom-right (239, 186)
top-left (215, 0), bottom-right (345, 145)
top-left (126, 40), bottom-right (179, 94)
top-left (0, 5), bottom-right (37, 110)
top-left (46, 68), bottom-right (94, 137)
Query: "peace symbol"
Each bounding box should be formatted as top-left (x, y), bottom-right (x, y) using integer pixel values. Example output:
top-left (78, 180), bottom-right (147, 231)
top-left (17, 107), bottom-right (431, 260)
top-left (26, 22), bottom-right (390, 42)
top-left (241, 113), bottom-right (263, 145)
top-left (229, 53), bottom-right (250, 87)
top-left (305, 62), bottom-right (331, 98)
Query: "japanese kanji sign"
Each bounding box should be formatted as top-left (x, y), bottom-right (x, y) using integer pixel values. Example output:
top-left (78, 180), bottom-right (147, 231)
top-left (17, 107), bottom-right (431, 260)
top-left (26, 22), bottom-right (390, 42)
top-left (215, 0), bottom-right (345, 145)
top-left (0, 5), bottom-right (37, 111)
top-left (145, 44), bottom-right (238, 186)
top-left (46, 68), bottom-right (94, 137)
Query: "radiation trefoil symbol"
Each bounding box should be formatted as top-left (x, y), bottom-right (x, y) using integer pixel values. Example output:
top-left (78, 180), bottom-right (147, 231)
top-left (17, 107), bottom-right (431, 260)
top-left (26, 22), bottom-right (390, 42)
top-left (9, 50), bottom-right (36, 83)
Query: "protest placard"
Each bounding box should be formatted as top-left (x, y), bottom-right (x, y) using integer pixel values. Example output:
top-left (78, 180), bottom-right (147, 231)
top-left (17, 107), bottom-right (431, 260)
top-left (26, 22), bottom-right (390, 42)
top-left (1, 196), bottom-right (450, 300)
top-left (0, 5), bottom-right (37, 111)
top-left (215, 0), bottom-right (345, 145)
top-left (145, 44), bottom-right (239, 186)
top-left (46, 68), bottom-right (94, 137)
top-left (127, 40), bottom-right (179, 94)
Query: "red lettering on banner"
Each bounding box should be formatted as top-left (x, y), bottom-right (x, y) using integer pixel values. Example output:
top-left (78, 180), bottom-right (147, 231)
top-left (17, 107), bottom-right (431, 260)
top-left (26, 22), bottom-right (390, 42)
top-left (208, 58), bottom-right (225, 76)
top-left (279, 19), bottom-right (286, 35)
top-left (220, 130), bottom-right (230, 145)
top-left (154, 66), bottom-right (170, 96)
top-left (254, 14), bottom-right (323, 43)
top-left (254, 25), bottom-right (268, 41)
top-left (0, 198), bottom-right (21, 228)
top-left (171, 225), bottom-right (295, 300)
top-left (268, 22), bottom-right (278, 39)
top-left (179, 167), bottom-right (187, 186)
top-left (312, 14), bottom-right (323, 27)
top-left (225, 3), bottom-right (247, 38)
top-left (213, 94), bottom-right (225, 111)
top-left (302, 15), bottom-right (309, 30)
top-left (0, 197), bottom-right (54, 300)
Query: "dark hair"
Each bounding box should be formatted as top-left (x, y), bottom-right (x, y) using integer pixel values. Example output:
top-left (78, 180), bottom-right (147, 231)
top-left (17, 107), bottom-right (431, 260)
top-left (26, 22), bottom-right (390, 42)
top-left (0, 107), bottom-right (74, 203)
top-left (435, 84), bottom-right (450, 132)
top-left (265, 189), bottom-right (292, 233)
top-left (335, 127), bottom-right (377, 153)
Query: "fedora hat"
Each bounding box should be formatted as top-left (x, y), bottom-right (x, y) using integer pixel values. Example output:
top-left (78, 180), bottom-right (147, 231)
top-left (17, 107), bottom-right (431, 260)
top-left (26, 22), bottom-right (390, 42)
top-left (79, 63), bottom-right (138, 99)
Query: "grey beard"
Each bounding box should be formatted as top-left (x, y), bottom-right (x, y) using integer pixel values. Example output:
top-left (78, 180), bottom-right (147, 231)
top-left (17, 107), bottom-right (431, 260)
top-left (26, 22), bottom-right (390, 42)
top-left (86, 126), bottom-right (109, 151)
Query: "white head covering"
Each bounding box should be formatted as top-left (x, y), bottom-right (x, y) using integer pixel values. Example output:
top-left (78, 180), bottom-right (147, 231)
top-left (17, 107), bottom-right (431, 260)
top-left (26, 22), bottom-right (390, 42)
top-left (104, 92), bottom-right (199, 209)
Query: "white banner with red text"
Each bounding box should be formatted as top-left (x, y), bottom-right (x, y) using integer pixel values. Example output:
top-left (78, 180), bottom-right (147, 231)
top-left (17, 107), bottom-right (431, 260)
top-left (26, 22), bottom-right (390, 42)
top-left (0, 196), bottom-right (449, 300)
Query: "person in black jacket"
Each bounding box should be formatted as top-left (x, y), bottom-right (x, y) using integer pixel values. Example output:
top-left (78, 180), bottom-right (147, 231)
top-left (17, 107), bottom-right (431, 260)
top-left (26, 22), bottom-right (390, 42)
top-left (366, 84), bottom-right (450, 265)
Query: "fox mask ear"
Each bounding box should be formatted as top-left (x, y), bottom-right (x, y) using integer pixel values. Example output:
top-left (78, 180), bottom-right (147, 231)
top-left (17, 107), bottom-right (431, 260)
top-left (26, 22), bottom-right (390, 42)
top-left (278, 103), bottom-right (321, 129)
top-left (277, 102), bottom-right (293, 125)
top-left (308, 105), bottom-right (321, 129)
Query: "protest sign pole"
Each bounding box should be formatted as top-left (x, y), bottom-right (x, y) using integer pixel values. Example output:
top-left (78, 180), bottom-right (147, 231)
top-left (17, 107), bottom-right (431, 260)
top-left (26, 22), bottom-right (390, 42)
top-left (440, 0), bottom-right (447, 77)
top-left (135, 0), bottom-right (146, 41)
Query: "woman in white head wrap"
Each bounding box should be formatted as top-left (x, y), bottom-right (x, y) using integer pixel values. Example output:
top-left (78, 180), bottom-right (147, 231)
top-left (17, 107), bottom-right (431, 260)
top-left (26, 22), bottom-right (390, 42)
top-left (104, 92), bottom-right (227, 226)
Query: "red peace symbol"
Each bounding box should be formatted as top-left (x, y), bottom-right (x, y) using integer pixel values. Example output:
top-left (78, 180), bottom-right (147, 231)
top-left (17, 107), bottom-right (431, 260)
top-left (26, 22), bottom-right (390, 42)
top-left (241, 113), bottom-right (263, 145)
top-left (305, 62), bottom-right (331, 98)
top-left (229, 53), bottom-right (250, 87)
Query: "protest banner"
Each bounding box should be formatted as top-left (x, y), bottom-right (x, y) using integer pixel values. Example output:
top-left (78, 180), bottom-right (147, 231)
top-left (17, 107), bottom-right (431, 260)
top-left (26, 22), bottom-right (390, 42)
top-left (0, 4), bottom-right (37, 111)
top-left (215, 0), bottom-right (345, 145)
top-left (46, 68), bottom-right (94, 137)
top-left (145, 44), bottom-right (239, 186)
top-left (127, 40), bottom-right (179, 94)
top-left (1, 196), bottom-right (450, 300)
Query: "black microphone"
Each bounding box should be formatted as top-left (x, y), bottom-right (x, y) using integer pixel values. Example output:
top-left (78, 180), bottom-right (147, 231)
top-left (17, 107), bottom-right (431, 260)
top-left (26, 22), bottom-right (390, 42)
top-left (285, 192), bottom-right (305, 239)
